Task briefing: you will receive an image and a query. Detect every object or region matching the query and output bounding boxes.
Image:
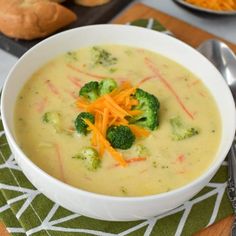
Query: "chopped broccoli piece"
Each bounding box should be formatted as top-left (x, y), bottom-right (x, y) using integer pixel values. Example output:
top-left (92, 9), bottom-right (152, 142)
top-left (43, 111), bottom-right (61, 124)
top-left (92, 46), bottom-right (117, 67)
top-left (42, 112), bottom-right (62, 132)
top-left (66, 51), bottom-right (78, 61)
top-left (99, 78), bottom-right (117, 96)
top-left (134, 144), bottom-right (150, 156)
top-left (79, 78), bottom-right (118, 100)
top-left (74, 112), bottom-right (95, 135)
top-left (106, 125), bottom-right (135, 150)
top-left (170, 116), bottom-right (199, 141)
top-left (73, 147), bottom-right (101, 171)
top-left (130, 88), bottom-right (160, 130)
top-left (79, 81), bottom-right (99, 101)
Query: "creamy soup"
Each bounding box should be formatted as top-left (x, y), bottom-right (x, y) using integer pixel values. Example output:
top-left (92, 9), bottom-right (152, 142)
top-left (14, 45), bottom-right (221, 197)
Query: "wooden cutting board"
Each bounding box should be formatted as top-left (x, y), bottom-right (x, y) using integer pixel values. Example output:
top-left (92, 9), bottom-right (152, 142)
top-left (0, 0), bottom-right (133, 57)
top-left (113, 3), bottom-right (235, 236)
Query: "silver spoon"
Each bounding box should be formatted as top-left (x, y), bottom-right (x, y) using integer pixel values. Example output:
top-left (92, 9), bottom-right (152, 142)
top-left (197, 39), bottom-right (236, 236)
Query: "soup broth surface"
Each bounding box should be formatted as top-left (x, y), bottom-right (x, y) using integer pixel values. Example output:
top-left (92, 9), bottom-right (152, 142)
top-left (14, 45), bottom-right (221, 196)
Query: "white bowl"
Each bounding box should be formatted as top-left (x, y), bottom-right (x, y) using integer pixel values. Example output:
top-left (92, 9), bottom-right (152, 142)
top-left (1, 25), bottom-right (235, 221)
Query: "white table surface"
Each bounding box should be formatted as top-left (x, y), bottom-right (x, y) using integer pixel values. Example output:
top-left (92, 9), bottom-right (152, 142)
top-left (0, 0), bottom-right (236, 88)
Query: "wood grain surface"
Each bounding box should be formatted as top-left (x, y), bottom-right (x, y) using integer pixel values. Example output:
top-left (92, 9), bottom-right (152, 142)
top-left (0, 2), bottom-right (235, 235)
top-left (113, 3), bottom-right (236, 53)
top-left (113, 3), bottom-right (235, 236)
top-left (0, 221), bottom-right (10, 236)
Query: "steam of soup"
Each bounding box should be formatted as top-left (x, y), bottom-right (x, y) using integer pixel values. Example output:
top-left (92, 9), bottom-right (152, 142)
top-left (14, 45), bottom-right (221, 197)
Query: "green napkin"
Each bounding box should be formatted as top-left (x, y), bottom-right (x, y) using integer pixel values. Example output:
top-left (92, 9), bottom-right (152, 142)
top-left (0, 19), bottom-right (233, 236)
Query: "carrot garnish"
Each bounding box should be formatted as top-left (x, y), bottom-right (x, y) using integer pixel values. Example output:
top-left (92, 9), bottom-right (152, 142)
top-left (67, 64), bottom-right (105, 80)
top-left (75, 79), bottom-right (153, 167)
top-left (35, 97), bottom-right (48, 113)
top-left (126, 157), bottom-right (147, 164)
top-left (138, 75), bottom-right (155, 86)
top-left (102, 108), bottom-right (109, 137)
top-left (109, 116), bottom-right (118, 126)
top-left (84, 119), bottom-right (127, 166)
top-left (128, 125), bottom-right (150, 137)
top-left (145, 57), bottom-right (194, 120)
top-left (68, 76), bottom-right (81, 88)
top-left (54, 144), bottom-right (66, 182)
top-left (114, 157), bottom-right (147, 167)
top-left (128, 110), bottom-right (143, 116)
top-left (176, 154), bottom-right (185, 163)
top-left (45, 80), bottom-right (60, 96)
top-left (76, 99), bottom-right (89, 109)
top-left (103, 94), bottom-right (130, 117)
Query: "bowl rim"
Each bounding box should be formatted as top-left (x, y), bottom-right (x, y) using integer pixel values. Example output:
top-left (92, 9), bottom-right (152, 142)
top-left (1, 24), bottom-right (236, 202)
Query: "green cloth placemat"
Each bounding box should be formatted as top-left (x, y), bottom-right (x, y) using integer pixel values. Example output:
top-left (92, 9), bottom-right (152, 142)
top-left (0, 19), bottom-right (233, 236)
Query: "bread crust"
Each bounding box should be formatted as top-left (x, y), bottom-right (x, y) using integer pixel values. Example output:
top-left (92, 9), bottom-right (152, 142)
top-left (0, 0), bottom-right (77, 39)
top-left (74, 0), bottom-right (111, 7)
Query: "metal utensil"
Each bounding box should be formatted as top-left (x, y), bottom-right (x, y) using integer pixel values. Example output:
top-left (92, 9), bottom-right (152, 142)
top-left (197, 39), bottom-right (236, 236)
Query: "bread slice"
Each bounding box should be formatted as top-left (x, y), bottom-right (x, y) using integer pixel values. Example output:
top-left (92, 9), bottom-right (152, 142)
top-left (74, 0), bottom-right (111, 7)
top-left (0, 0), bottom-right (77, 40)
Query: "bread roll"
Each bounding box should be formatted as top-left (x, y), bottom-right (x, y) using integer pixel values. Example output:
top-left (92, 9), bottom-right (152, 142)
top-left (74, 0), bottom-right (111, 7)
top-left (0, 0), bottom-right (77, 40)
top-left (50, 0), bottom-right (66, 2)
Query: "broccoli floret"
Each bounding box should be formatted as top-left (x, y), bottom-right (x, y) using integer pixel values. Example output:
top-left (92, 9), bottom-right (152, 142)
top-left (79, 81), bottom-right (99, 101)
top-left (134, 144), bottom-right (150, 156)
top-left (92, 46), bottom-right (117, 67)
top-left (130, 88), bottom-right (160, 130)
top-left (74, 112), bottom-right (95, 135)
top-left (72, 147), bottom-right (101, 171)
top-left (99, 78), bottom-right (117, 96)
top-left (106, 125), bottom-right (135, 150)
top-left (42, 112), bottom-right (62, 132)
top-left (170, 116), bottom-right (199, 141)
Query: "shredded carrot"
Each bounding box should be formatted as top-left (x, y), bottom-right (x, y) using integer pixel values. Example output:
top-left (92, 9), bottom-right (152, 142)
top-left (114, 157), bottom-right (147, 167)
top-left (67, 64), bottom-right (105, 80)
top-left (176, 154), bottom-right (185, 163)
top-left (145, 57), bottom-right (194, 120)
top-left (119, 81), bottom-right (133, 90)
top-left (198, 91), bottom-right (206, 97)
top-left (68, 76), bottom-right (81, 88)
top-left (138, 75), bottom-right (155, 86)
top-left (97, 114), bottom-right (105, 156)
top-left (104, 94), bottom-right (130, 117)
top-left (45, 80), bottom-right (59, 95)
top-left (64, 89), bottom-right (78, 99)
top-left (128, 110), bottom-right (143, 116)
top-left (126, 157), bottom-right (147, 163)
top-left (185, 0), bottom-right (236, 11)
top-left (109, 116), bottom-right (118, 126)
top-left (91, 113), bottom-right (99, 146)
top-left (54, 144), bottom-right (65, 182)
top-left (102, 108), bottom-right (109, 137)
top-left (35, 97), bottom-right (48, 113)
top-left (84, 119), bottom-right (127, 166)
top-left (113, 87), bottom-right (137, 104)
top-left (76, 99), bottom-right (90, 109)
top-left (128, 125), bottom-right (150, 137)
